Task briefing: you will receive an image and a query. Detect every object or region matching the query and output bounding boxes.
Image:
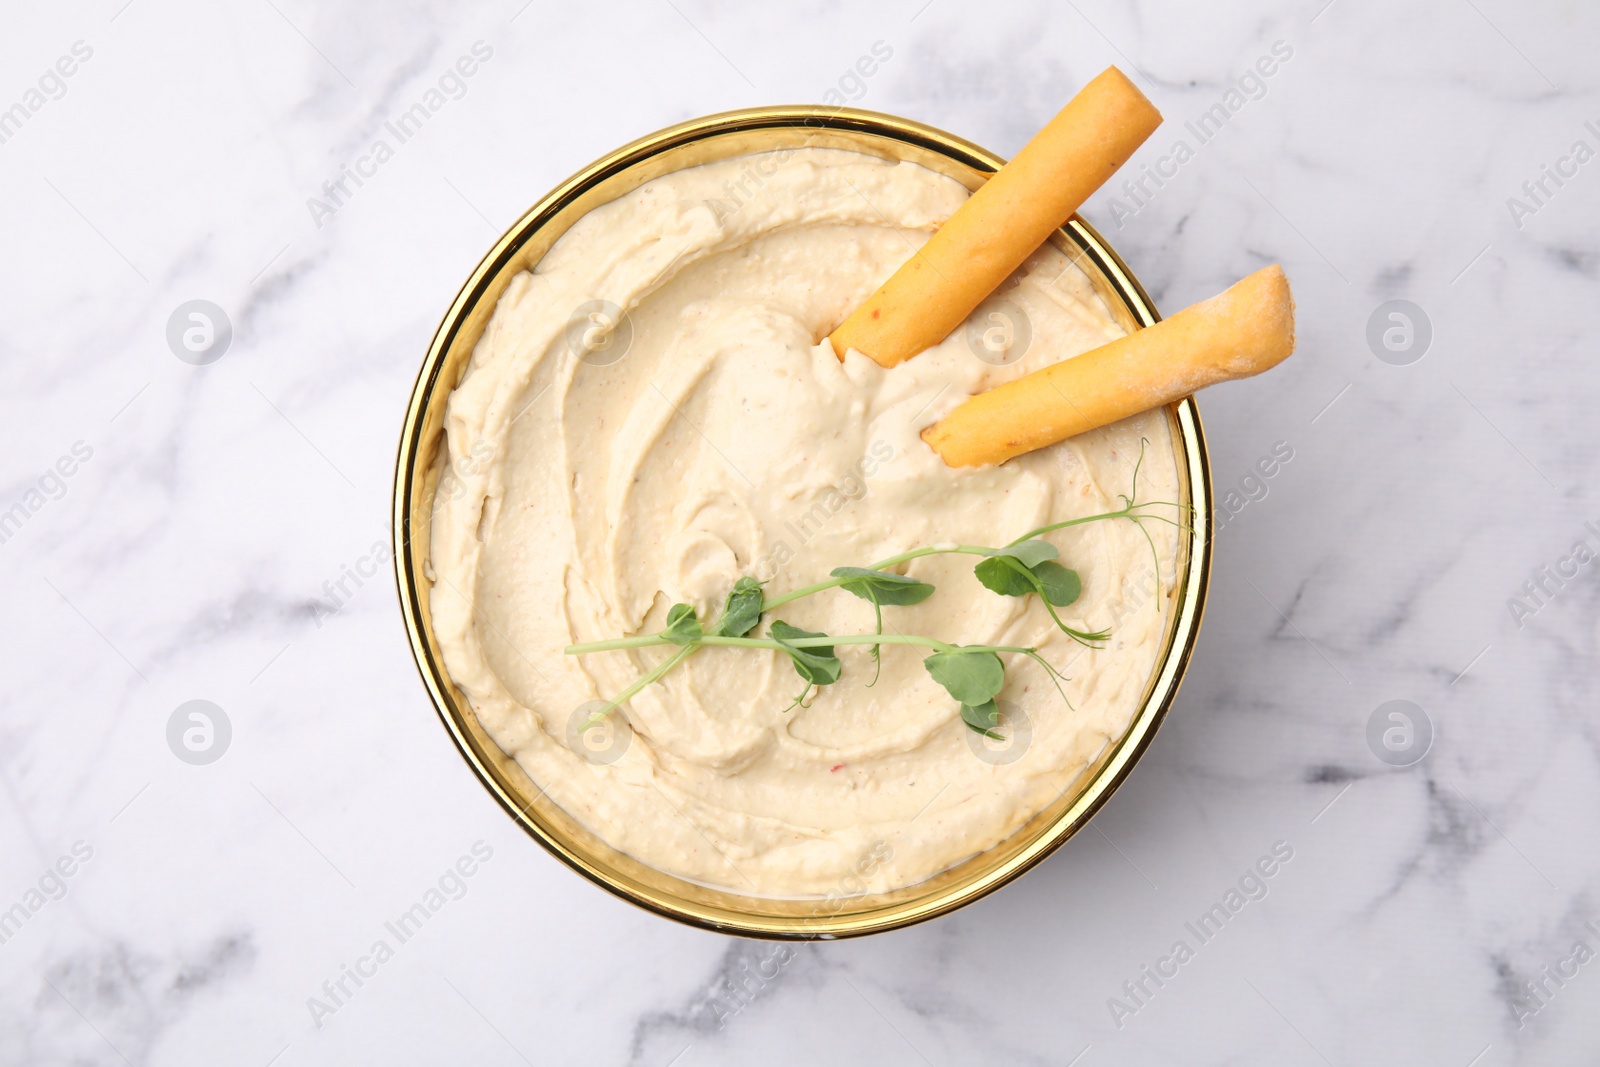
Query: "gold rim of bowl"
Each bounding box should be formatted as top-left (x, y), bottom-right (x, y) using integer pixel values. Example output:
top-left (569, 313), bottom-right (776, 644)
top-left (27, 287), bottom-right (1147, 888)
top-left (391, 104), bottom-right (1213, 939)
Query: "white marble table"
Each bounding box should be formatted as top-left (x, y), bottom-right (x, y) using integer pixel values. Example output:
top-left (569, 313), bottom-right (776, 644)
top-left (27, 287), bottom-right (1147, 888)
top-left (2, 0), bottom-right (1596, 1063)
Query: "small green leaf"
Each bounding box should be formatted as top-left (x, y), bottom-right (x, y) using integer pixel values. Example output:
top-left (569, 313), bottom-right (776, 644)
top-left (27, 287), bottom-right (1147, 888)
top-left (770, 620), bottom-right (841, 686)
top-left (661, 603), bottom-right (702, 645)
top-left (924, 648), bottom-right (1005, 705)
top-left (974, 555), bottom-right (1036, 597)
top-left (711, 576), bottom-right (764, 637)
top-left (828, 568), bottom-right (932, 687)
top-left (974, 541), bottom-right (1058, 598)
top-left (829, 566), bottom-right (936, 607)
top-left (989, 539), bottom-right (1058, 568)
top-left (961, 699), bottom-right (1005, 741)
top-left (1029, 561), bottom-right (1082, 607)
top-left (974, 553), bottom-right (1082, 609)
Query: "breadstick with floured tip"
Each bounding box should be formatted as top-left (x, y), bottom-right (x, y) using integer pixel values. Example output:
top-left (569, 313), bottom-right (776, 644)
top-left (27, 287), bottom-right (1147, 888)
top-left (828, 67), bottom-right (1162, 369)
top-left (922, 265), bottom-right (1296, 467)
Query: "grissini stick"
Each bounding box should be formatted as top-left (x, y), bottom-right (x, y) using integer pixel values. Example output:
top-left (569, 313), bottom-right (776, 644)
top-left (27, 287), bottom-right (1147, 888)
top-left (828, 66), bottom-right (1161, 369)
top-left (921, 265), bottom-right (1296, 468)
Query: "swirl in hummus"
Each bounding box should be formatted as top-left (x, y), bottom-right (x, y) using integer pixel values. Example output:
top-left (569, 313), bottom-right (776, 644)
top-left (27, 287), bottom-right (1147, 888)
top-left (429, 148), bottom-right (1181, 897)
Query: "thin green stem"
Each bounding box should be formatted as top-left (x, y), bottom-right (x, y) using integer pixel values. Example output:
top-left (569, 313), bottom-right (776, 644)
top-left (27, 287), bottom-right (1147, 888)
top-left (572, 632), bottom-right (1044, 658)
top-left (759, 544), bottom-right (992, 610)
top-left (566, 634), bottom-right (673, 654)
top-left (702, 633), bottom-right (956, 651)
top-left (571, 629), bottom-right (1046, 729)
top-left (1009, 499), bottom-right (1185, 546)
top-left (579, 644), bottom-right (694, 729)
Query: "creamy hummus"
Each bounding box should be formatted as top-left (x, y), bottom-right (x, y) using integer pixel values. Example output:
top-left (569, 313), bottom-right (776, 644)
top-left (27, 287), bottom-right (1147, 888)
top-left (430, 148), bottom-right (1181, 897)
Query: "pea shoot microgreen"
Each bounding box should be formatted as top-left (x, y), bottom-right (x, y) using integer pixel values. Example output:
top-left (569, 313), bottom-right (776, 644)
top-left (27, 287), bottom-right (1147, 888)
top-left (566, 441), bottom-right (1187, 740)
